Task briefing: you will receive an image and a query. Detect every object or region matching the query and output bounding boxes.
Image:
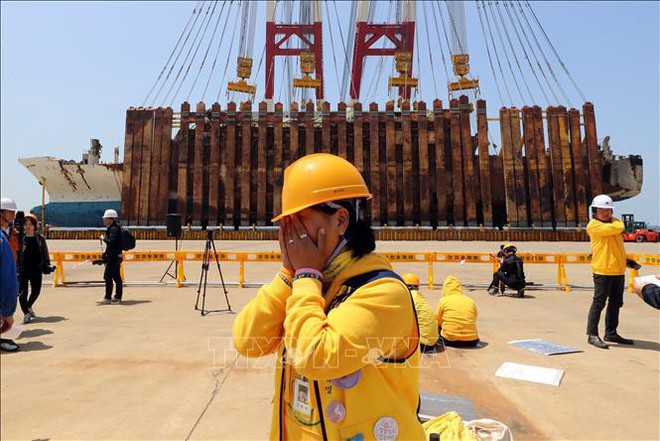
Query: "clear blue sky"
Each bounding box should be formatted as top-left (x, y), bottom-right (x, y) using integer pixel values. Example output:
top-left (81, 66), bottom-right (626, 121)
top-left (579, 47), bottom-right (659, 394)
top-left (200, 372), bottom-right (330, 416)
top-left (1, 1), bottom-right (658, 225)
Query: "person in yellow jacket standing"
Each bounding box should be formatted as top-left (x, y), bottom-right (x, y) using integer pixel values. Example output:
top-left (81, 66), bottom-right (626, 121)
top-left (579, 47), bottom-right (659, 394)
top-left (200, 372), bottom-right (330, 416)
top-left (403, 273), bottom-right (439, 352)
top-left (233, 153), bottom-right (425, 441)
top-left (585, 194), bottom-right (634, 349)
top-left (435, 276), bottom-right (480, 348)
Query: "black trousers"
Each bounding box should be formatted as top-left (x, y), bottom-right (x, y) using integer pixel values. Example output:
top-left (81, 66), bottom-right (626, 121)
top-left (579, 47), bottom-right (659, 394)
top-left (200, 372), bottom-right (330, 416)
top-left (587, 274), bottom-right (625, 337)
top-left (19, 269), bottom-right (42, 314)
top-left (104, 258), bottom-right (123, 300)
top-left (489, 271), bottom-right (525, 291)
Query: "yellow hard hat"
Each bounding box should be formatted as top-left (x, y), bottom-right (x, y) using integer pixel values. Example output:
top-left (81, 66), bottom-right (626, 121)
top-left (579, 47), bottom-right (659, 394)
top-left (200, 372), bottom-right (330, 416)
top-left (402, 273), bottom-right (421, 286)
top-left (502, 243), bottom-right (517, 252)
top-left (272, 153), bottom-right (372, 222)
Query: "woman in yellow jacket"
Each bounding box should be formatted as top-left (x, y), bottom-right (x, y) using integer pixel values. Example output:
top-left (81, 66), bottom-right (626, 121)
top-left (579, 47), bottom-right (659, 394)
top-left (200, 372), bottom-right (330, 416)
top-left (435, 276), bottom-right (479, 348)
top-left (233, 153), bottom-right (425, 441)
top-left (402, 273), bottom-right (439, 352)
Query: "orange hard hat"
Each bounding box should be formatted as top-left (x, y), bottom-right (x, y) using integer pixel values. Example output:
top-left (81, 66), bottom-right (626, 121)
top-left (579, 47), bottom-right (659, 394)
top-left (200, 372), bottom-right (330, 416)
top-left (402, 273), bottom-right (421, 286)
top-left (272, 153), bottom-right (372, 222)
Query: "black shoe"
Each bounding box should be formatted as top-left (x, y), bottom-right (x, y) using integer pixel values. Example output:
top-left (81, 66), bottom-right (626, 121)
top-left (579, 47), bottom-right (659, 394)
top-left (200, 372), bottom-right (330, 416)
top-left (0, 338), bottom-right (19, 352)
top-left (587, 335), bottom-right (609, 349)
top-left (111, 297), bottom-right (122, 304)
top-left (517, 289), bottom-right (525, 298)
top-left (604, 334), bottom-right (634, 345)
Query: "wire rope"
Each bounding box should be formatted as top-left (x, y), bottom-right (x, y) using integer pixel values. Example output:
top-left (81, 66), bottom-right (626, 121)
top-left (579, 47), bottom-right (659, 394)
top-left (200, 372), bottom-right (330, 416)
top-left (187, 0), bottom-right (228, 101)
top-left (201, 1), bottom-right (236, 101)
top-left (422, 1), bottom-right (439, 99)
top-left (215, 3), bottom-right (242, 102)
top-left (481, 1), bottom-right (513, 105)
top-left (493, 1), bottom-right (534, 103)
top-left (142, 1), bottom-right (202, 106)
top-left (503, 1), bottom-right (550, 104)
top-left (162, 1), bottom-right (215, 106)
top-left (486, 1), bottom-right (525, 104)
top-left (476, 1), bottom-right (504, 104)
top-left (169, 0), bottom-right (219, 105)
top-left (525, 1), bottom-right (587, 102)
top-left (515, 1), bottom-right (571, 105)
top-left (153, 1), bottom-right (207, 106)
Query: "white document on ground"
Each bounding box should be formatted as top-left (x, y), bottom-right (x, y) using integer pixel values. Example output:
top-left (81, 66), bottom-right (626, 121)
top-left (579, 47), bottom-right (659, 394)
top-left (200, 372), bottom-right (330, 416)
top-left (495, 361), bottom-right (564, 386)
top-left (1, 324), bottom-right (25, 340)
top-left (634, 275), bottom-right (660, 287)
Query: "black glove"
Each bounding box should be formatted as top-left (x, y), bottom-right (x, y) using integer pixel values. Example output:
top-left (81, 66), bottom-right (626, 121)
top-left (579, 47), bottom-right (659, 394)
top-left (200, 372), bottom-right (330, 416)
top-left (92, 259), bottom-right (105, 266)
top-left (626, 258), bottom-right (641, 270)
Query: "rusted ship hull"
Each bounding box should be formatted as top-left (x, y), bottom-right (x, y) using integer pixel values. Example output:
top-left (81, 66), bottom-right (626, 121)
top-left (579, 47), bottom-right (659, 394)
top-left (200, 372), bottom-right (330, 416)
top-left (116, 97), bottom-right (641, 229)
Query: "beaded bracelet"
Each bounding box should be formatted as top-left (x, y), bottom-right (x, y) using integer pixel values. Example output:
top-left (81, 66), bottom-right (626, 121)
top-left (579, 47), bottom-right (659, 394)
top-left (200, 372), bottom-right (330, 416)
top-left (292, 272), bottom-right (323, 283)
top-left (278, 272), bottom-right (293, 288)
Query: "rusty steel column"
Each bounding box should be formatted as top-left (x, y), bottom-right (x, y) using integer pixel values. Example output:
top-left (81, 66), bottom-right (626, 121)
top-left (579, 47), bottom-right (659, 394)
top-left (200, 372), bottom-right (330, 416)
top-left (583, 102), bottom-right (603, 197)
top-left (176, 103), bottom-right (190, 222)
top-left (353, 102), bottom-right (364, 174)
top-left (433, 100), bottom-right (447, 226)
top-left (499, 107), bottom-right (517, 227)
top-left (533, 106), bottom-right (552, 227)
top-left (459, 96), bottom-right (477, 226)
top-left (208, 103), bottom-right (221, 226)
top-left (272, 102), bottom-right (284, 219)
top-left (130, 110), bottom-right (146, 225)
top-left (557, 106), bottom-right (576, 226)
top-left (385, 101), bottom-right (397, 225)
top-left (510, 107), bottom-right (528, 226)
top-left (257, 101), bottom-right (268, 225)
top-left (417, 101), bottom-right (430, 225)
top-left (547, 106), bottom-right (566, 227)
top-left (476, 100), bottom-right (492, 227)
top-left (569, 108), bottom-right (588, 224)
top-left (191, 102), bottom-right (205, 225)
top-left (120, 109), bottom-right (135, 223)
top-left (240, 101), bottom-right (252, 226)
top-left (450, 99), bottom-right (465, 225)
top-left (368, 102), bottom-right (381, 224)
top-left (149, 108), bottom-right (164, 225)
top-left (522, 107), bottom-right (541, 226)
top-left (401, 100), bottom-right (414, 225)
top-left (289, 102), bottom-right (300, 162)
top-left (224, 102), bottom-right (236, 227)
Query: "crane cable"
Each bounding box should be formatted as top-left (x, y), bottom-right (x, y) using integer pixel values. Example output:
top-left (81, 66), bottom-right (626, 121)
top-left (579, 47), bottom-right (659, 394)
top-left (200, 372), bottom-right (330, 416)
top-left (187, 0), bottom-right (229, 101)
top-left (476, 1), bottom-right (504, 104)
top-left (479, 2), bottom-right (513, 105)
top-left (515, 1), bottom-right (571, 105)
top-left (486, 1), bottom-right (525, 105)
top-left (422, 1), bottom-right (439, 99)
top-left (525, 1), bottom-right (587, 102)
top-left (365, 0), bottom-right (395, 105)
top-left (201, 1), bottom-right (236, 101)
top-left (153, 1), bottom-right (207, 106)
top-left (332, 0), bottom-right (357, 101)
top-left (429, 1), bottom-right (451, 96)
top-left (162, 1), bottom-right (215, 106)
top-left (215, 3), bottom-right (242, 103)
top-left (493, 1), bottom-right (534, 104)
top-left (324, 0), bottom-right (344, 102)
top-left (169, 0), bottom-right (219, 106)
top-left (505, 2), bottom-right (559, 105)
top-left (142, 1), bottom-right (202, 106)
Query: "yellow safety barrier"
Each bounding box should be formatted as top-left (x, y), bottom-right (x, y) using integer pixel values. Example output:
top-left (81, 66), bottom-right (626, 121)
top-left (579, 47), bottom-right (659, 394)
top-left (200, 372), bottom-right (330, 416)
top-left (47, 250), bottom-right (659, 291)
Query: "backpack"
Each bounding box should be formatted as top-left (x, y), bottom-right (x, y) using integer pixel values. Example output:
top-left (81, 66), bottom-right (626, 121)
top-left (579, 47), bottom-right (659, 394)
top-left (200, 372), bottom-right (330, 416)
top-left (120, 227), bottom-right (136, 251)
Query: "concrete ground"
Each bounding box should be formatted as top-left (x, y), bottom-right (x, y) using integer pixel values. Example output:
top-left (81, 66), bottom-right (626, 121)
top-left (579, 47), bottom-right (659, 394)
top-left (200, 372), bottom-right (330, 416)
top-left (1, 240), bottom-right (658, 440)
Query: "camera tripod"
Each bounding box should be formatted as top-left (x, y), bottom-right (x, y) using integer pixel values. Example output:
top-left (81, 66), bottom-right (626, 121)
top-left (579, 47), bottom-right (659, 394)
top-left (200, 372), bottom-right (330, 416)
top-left (160, 237), bottom-right (184, 283)
top-left (195, 230), bottom-right (232, 316)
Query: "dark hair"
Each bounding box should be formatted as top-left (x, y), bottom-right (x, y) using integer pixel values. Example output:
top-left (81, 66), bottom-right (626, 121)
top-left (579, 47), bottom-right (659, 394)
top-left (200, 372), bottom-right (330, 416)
top-left (311, 199), bottom-right (375, 258)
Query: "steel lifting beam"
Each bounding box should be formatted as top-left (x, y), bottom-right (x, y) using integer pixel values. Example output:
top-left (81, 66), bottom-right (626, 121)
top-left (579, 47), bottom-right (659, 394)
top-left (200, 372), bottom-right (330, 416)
top-left (265, 22), bottom-right (324, 101)
top-left (349, 22), bottom-right (416, 100)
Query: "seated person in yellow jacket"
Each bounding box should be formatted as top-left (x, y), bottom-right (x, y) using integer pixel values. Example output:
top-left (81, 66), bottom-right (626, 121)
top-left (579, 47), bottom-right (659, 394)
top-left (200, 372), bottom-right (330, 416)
top-left (403, 273), bottom-right (439, 352)
top-left (436, 276), bottom-right (480, 347)
top-left (233, 153), bottom-right (426, 440)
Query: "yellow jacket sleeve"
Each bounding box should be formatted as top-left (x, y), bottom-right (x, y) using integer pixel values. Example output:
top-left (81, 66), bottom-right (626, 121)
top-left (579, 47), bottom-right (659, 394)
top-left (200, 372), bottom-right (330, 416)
top-left (283, 277), bottom-right (414, 381)
top-left (586, 218), bottom-right (624, 238)
top-left (232, 270), bottom-right (292, 358)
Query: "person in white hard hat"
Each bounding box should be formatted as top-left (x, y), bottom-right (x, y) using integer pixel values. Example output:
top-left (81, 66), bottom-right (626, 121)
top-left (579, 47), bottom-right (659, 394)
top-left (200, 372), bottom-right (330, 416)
top-left (99, 209), bottom-right (123, 304)
top-left (0, 197), bottom-right (19, 260)
top-left (0, 196), bottom-right (20, 352)
top-left (585, 194), bottom-right (633, 349)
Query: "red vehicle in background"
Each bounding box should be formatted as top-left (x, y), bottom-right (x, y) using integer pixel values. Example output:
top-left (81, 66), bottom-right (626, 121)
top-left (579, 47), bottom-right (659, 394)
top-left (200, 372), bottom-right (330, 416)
top-left (622, 214), bottom-right (659, 242)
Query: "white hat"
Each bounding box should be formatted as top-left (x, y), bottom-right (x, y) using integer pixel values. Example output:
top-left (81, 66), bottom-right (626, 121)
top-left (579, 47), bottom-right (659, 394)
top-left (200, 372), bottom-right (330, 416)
top-left (591, 194), bottom-right (614, 210)
top-left (1, 197), bottom-right (17, 211)
top-left (103, 209), bottom-right (119, 219)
